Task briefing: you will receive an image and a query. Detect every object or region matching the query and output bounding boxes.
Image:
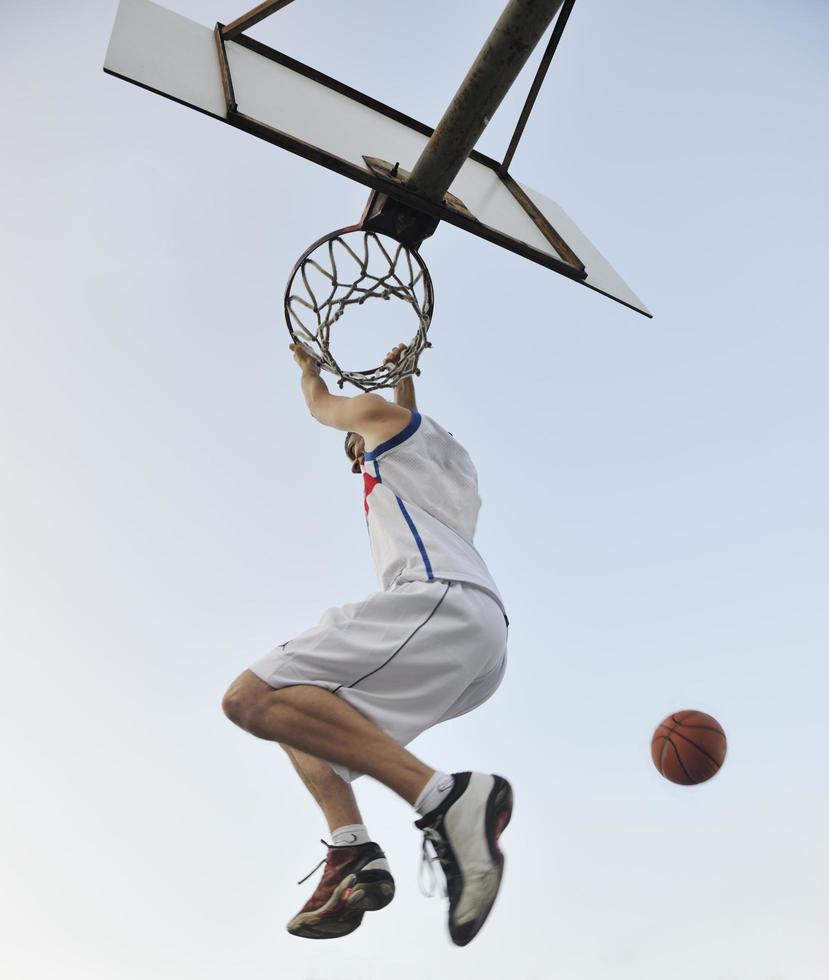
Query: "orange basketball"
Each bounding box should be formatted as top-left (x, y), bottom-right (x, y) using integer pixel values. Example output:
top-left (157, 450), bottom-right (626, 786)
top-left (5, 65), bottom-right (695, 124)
top-left (651, 710), bottom-right (727, 785)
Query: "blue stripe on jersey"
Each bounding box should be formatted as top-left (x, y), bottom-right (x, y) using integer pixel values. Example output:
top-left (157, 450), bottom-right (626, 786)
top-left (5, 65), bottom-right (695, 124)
top-left (395, 496), bottom-right (434, 580)
top-left (363, 411), bottom-right (421, 461)
top-left (371, 443), bottom-right (433, 579)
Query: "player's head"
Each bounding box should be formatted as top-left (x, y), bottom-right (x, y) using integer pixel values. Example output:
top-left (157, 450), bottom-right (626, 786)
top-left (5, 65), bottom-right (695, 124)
top-left (344, 431), bottom-right (365, 474)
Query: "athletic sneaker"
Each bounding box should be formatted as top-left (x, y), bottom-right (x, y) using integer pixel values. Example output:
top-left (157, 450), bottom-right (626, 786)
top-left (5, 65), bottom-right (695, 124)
top-left (415, 771), bottom-right (513, 946)
top-left (287, 841), bottom-right (395, 939)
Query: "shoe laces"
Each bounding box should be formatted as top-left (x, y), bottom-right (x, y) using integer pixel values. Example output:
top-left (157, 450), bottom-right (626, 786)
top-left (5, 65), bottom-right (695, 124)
top-left (418, 827), bottom-right (448, 898)
top-left (296, 840), bottom-right (331, 885)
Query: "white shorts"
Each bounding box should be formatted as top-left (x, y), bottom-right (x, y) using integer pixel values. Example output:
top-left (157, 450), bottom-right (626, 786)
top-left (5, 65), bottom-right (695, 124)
top-left (250, 579), bottom-right (508, 782)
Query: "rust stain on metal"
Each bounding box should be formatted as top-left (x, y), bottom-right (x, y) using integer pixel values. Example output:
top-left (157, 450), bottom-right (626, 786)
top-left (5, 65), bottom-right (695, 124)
top-left (502, 174), bottom-right (585, 276)
top-left (213, 24), bottom-right (238, 114)
top-left (363, 156), bottom-right (478, 221)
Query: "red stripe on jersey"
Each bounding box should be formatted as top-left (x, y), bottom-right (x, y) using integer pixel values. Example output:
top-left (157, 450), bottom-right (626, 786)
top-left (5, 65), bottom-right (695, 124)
top-left (363, 471), bottom-right (380, 513)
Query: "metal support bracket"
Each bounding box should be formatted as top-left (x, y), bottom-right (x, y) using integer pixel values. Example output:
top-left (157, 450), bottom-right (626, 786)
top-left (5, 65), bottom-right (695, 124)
top-left (222, 1), bottom-right (297, 41)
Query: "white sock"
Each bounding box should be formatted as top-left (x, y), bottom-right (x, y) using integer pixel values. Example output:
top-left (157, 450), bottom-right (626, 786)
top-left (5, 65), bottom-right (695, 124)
top-left (331, 823), bottom-right (370, 847)
top-left (414, 771), bottom-right (455, 817)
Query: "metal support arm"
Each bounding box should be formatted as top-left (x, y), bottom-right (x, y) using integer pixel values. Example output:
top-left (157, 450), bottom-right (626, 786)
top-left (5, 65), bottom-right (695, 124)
top-left (500, 0), bottom-right (577, 174)
top-left (405, 0), bottom-right (565, 203)
top-left (222, 0), bottom-right (297, 40)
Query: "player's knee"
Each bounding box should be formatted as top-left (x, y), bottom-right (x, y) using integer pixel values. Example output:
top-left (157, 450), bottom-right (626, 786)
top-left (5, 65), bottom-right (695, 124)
top-left (222, 675), bottom-right (260, 731)
top-left (222, 671), bottom-right (283, 738)
top-left (221, 685), bottom-right (248, 728)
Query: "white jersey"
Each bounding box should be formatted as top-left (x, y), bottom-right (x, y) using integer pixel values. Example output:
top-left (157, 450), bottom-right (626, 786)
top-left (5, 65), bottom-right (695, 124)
top-left (361, 411), bottom-right (504, 612)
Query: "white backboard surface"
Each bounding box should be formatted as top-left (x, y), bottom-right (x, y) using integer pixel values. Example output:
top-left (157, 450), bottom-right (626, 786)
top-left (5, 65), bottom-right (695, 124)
top-left (104, 0), bottom-right (650, 317)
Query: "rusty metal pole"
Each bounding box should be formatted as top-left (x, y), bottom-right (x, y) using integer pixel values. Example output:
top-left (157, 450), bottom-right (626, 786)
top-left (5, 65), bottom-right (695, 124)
top-left (405, 0), bottom-right (565, 203)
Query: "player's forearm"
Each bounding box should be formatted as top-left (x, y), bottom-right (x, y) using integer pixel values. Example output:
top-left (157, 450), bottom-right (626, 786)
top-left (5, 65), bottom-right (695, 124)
top-left (394, 376), bottom-right (417, 411)
top-left (301, 368), bottom-right (329, 418)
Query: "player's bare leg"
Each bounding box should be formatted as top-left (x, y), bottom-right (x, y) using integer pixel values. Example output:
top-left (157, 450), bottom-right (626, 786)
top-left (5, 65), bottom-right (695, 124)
top-left (224, 671), bottom-right (433, 803)
top-left (281, 746), bottom-right (363, 831)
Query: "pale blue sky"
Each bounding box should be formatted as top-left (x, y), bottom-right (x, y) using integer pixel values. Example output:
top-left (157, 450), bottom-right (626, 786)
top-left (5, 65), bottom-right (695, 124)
top-left (2, 2), bottom-right (828, 978)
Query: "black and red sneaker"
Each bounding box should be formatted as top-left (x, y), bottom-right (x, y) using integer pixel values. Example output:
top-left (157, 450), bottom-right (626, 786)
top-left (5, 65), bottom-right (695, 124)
top-left (415, 772), bottom-right (513, 946)
top-left (287, 841), bottom-right (395, 939)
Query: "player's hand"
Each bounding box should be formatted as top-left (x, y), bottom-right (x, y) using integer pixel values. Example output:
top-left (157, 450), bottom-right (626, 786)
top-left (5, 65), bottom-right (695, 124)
top-left (290, 342), bottom-right (320, 375)
top-left (383, 343), bottom-right (408, 366)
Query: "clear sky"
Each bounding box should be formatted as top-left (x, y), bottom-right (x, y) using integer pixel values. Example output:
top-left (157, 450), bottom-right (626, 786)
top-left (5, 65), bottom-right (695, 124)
top-left (2, 1), bottom-right (828, 978)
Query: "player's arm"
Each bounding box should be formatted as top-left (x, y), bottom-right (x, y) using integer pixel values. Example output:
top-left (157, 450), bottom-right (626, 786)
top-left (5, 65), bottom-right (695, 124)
top-left (385, 344), bottom-right (417, 412)
top-left (291, 343), bottom-right (402, 433)
top-left (393, 376), bottom-right (417, 412)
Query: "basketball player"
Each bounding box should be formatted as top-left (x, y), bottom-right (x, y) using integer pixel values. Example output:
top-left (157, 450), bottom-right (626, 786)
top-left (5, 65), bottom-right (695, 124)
top-left (222, 343), bottom-right (511, 946)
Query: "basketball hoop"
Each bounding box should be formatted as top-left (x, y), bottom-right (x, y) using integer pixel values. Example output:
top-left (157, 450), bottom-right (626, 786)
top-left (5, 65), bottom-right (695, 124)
top-left (284, 227), bottom-right (434, 391)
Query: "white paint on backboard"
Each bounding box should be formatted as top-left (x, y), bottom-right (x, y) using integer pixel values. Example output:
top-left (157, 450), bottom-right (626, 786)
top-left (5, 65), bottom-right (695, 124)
top-left (105, 0), bottom-right (225, 118)
top-left (520, 182), bottom-right (650, 316)
top-left (104, 0), bottom-right (650, 317)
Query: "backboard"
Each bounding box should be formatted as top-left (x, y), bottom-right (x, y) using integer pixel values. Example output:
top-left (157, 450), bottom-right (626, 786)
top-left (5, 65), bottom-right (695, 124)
top-left (104, 0), bottom-right (650, 317)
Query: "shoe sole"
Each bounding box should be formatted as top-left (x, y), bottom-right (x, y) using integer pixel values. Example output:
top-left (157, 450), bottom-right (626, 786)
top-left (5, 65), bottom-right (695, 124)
top-left (287, 872), bottom-right (396, 939)
top-left (347, 874), bottom-right (397, 912)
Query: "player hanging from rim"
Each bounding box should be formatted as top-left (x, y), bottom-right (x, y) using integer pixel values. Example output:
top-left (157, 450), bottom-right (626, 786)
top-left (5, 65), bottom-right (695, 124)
top-left (222, 343), bottom-right (512, 946)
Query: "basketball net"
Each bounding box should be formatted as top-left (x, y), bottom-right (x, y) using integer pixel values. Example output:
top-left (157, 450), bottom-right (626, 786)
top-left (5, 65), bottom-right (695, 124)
top-left (285, 229), bottom-right (434, 391)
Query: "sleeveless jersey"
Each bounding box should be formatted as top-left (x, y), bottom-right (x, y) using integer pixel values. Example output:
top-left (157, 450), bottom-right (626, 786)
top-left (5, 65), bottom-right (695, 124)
top-left (361, 411), bottom-right (504, 612)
